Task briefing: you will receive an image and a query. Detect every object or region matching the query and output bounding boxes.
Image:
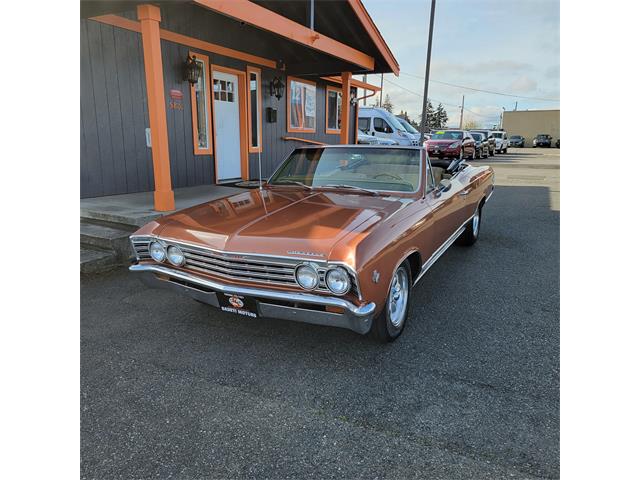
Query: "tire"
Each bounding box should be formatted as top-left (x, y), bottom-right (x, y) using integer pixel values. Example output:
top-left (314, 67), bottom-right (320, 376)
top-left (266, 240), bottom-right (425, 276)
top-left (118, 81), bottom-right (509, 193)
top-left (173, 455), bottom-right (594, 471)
top-left (489, 147), bottom-right (495, 157)
top-left (456, 202), bottom-right (482, 246)
top-left (372, 260), bottom-right (412, 342)
top-left (503, 147), bottom-right (508, 154)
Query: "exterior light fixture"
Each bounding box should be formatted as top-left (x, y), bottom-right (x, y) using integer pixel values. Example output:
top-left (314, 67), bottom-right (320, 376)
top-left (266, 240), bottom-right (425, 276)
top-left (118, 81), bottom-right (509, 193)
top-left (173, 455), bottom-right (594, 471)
top-left (350, 91), bottom-right (358, 106)
top-left (183, 55), bottom-right (201, 85)
top-left (270, 76), bottom-right (285, 100)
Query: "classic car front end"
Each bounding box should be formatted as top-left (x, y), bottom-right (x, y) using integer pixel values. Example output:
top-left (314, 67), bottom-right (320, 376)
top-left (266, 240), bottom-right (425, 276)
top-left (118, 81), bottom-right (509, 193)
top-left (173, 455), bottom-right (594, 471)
top-left (129, 236), bottom-right (376, 335)
top-left (130, 145), bottom-right (494, 342)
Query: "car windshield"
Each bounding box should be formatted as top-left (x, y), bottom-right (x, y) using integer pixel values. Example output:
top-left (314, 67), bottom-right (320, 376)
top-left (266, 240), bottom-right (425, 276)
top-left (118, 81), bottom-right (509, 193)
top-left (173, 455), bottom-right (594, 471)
top-left (269, 147), bottom-right (421, 193)
top-left (493, 132), bottom-right (504, 138)
top-left (471, 133), bottom-right (483, 141)
top-left (430, 130), bottom-right (464, 140)
top-left (396, 117), bottom-right (419, 134)
top-left (537, 134), bottom-right (550, 139)
top-left (510, 136), bottom-right (522, 140)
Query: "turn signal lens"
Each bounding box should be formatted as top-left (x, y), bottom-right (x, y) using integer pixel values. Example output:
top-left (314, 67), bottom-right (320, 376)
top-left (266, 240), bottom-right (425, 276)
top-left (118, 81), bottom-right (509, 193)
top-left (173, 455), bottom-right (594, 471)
top-left (326, 267), bottom-right (351, 295)
top-left (149, 241), bottom-right (166, 263)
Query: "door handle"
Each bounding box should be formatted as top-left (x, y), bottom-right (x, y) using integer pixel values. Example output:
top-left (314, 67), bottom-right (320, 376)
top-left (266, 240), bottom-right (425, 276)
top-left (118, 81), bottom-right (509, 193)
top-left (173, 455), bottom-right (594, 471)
top-left (459, 189), bottom-right (471, 197)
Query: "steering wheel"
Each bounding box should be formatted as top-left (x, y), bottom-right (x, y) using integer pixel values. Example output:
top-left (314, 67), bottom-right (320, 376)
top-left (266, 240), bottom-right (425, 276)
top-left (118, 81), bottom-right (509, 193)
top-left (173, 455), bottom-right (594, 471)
top-left (373, 172), bottom-right (404, 181)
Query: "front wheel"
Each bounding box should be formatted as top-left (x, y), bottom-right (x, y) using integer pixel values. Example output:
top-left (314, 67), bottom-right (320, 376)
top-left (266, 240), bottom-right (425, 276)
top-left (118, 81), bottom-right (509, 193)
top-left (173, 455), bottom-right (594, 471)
top-left (372, 261), bottom-right (412, 342)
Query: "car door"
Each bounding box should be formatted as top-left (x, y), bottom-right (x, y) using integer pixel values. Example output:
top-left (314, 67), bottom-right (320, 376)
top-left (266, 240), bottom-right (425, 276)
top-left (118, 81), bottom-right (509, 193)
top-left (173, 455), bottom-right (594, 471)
top-left (373, 117), bottom-right (394, 141)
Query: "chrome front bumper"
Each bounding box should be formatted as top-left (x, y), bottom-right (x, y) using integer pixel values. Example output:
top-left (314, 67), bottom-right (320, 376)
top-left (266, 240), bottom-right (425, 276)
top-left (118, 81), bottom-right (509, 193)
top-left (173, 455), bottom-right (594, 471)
top-left (129, 264), bottom-right (376, 335)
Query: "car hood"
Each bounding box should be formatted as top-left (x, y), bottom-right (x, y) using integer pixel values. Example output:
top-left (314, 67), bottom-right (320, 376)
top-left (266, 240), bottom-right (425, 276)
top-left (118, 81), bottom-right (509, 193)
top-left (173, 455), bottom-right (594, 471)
top-left (148, 188), bottom-right (406, 262)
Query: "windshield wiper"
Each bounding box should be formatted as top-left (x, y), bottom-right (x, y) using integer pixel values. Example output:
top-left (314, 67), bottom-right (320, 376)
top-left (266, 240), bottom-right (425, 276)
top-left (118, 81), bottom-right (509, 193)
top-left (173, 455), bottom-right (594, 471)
top-left (271, 179), bottom-right (312, 189)
top-left (322, 184), bottom-right (379, 196)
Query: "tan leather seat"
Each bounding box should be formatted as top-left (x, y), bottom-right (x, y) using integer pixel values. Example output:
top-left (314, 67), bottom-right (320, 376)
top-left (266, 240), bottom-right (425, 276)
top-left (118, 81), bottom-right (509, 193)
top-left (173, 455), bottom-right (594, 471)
top-left (431, 167), bottom-right (444, 185)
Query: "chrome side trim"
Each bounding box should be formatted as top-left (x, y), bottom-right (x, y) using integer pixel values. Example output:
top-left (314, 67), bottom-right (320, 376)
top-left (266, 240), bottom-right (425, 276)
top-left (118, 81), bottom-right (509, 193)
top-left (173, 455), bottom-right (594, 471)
top-left (129, 263), bottom-right (374, 317)
top-left (413, 213), bottom-right (474, 286)
top-left (485, 186), bottom-right (494, 202)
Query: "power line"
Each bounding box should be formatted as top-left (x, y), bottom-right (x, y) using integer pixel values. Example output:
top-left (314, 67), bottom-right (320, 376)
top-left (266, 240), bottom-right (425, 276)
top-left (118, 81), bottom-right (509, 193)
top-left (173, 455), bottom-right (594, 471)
top-left (400, 72), bottom-right (559, 102)
top-left (384, 78), bottom-right (500, 120)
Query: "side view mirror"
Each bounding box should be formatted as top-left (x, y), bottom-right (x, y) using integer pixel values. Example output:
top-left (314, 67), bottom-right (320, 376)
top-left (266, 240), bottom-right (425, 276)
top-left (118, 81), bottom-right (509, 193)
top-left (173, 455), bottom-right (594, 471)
top-left (437, 179), bottom-right (452, 193)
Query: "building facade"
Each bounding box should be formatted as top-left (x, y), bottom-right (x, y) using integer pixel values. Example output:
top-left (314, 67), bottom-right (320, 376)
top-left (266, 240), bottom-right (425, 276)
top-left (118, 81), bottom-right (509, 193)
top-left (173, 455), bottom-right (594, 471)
top-left (80, 0), bottom-right (398, 210)
top-left (502, 109), bottom-right (560, 147)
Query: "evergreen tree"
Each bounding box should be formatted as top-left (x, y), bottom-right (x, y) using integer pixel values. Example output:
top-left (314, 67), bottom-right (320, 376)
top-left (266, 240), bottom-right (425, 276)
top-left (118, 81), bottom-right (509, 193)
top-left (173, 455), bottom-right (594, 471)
top-left (434, 103), bottom-right (449, 129)
top-left (381, 94), bottom-right (394, 113)
top-left (418, 100), bottom-right (435, 130)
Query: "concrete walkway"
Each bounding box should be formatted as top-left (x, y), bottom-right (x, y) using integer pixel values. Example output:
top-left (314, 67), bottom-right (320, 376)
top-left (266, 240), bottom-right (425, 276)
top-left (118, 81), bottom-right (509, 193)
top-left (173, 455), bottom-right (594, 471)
top-left (80, 184), bottom-right (244, 227)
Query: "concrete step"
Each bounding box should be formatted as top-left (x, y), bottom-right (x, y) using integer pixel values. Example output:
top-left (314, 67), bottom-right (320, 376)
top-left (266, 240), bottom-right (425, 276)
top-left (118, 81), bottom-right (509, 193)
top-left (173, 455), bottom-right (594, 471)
top-left (80, 246), bottom-right (119, 274)
top-left (80, 219), bottom-right (135, 260)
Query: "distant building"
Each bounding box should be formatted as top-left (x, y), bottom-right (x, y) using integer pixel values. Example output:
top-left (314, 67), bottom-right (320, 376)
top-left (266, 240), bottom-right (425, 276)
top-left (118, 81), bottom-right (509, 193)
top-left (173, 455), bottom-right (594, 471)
top-left (502, 110), bottom-right (560, 147)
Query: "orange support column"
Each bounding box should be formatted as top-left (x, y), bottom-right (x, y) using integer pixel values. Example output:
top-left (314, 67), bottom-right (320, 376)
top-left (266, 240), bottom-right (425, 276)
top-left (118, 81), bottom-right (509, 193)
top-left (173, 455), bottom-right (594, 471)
top-left (137, 4), bottom-right (175, 211)
top-left (340, 72), bottom-right (352, 144)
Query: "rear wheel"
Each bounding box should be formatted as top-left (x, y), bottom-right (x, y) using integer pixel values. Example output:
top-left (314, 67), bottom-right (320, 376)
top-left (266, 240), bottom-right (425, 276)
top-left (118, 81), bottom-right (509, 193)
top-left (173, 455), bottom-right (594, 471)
top-left (372, 261), bottom-right (412, 342)
top-left (456, 202), bottom-right (482, 246)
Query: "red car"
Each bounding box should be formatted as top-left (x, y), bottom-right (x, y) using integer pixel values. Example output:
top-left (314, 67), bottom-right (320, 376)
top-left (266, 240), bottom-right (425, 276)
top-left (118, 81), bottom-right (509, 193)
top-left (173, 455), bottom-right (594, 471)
top-left (426, 130), bottom-right (476, 160)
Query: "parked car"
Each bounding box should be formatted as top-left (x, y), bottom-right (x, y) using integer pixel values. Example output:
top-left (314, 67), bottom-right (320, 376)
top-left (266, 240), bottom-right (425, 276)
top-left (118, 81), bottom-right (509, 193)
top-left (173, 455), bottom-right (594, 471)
top-left (426, 130), bottom-right (476, 160)
top-left (470, 130), bottom-right (496, 156)
top-left (508, 135), bottom-right (525, 148)
top-left (129, 145), bottom-right (494, 342)
top-left (533, 134), bottom-right (552, 147)
top-left (358, 107), bottom-right (420, 146)
top-left (555, 138), bottom-right (560, 148)
top-left (357, 129), bottom-right (399, 145)
top-left (470, 132), bottom-right (489, 158)
top-left (491, 131), bottom-right (508, 154)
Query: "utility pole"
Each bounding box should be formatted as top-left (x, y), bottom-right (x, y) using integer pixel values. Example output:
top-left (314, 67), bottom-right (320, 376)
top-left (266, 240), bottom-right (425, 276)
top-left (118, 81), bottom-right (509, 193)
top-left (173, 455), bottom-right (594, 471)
top-left (459, 95), bottom-right (465, 128)
top-left (514, 101), bottom-right (518, 111)
top-left (419, 0), bottom-right (437, 144)
top-left (379, 73), bottom-right (384, 107)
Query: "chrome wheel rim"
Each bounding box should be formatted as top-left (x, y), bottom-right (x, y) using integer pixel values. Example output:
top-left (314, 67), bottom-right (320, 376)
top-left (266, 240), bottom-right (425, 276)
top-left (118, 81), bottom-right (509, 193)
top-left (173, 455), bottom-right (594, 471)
top-left (388, 268), bottom-right (409, 328)
top-left (472, 209), bottom-right (480, 237)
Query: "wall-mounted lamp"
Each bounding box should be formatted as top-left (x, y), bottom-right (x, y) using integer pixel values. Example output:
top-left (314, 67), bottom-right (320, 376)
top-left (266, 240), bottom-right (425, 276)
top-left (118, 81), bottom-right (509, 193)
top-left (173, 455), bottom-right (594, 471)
top-left (183, 55), bottom-right (201, 85)
top-left (350, 91), bottom-right (358, 106)
top-left (270, 76), bottom-right (285, 100)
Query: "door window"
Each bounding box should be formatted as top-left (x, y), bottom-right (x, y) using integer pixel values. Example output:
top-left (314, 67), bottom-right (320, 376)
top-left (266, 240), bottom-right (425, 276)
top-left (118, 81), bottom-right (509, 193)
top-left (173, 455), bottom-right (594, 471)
top-left (374, 117), bottom-right (391, 133)
top-left (358, 117), bottom-right (370, 131)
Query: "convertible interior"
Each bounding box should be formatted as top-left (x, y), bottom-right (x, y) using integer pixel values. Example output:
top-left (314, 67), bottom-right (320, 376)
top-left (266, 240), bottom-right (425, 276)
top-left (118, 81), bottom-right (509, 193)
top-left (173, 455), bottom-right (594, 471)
top-left (429, 157), bottom-right (467, 184)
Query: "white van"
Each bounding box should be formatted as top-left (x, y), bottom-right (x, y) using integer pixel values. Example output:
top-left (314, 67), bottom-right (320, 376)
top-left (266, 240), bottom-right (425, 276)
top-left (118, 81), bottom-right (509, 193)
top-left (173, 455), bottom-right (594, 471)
top-left (357, 107), bottom-right (419, 146)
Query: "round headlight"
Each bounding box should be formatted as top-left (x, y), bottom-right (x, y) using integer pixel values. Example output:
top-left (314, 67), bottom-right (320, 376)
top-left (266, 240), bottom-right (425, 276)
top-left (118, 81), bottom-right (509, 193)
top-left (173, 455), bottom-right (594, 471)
top-left (149, 241), bottom-right (166, 262)
top-left (295, 264), bottom-right (319, 290)
top-left (166, 245), bottom-right (185, 266)
top-left (325, 267), bottom-right (351, 295)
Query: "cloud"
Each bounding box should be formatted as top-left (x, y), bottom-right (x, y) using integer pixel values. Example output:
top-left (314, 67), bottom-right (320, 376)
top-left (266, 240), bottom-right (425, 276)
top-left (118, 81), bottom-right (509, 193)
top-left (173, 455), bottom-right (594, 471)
top-left (508, 75), bottom-right (538, 93)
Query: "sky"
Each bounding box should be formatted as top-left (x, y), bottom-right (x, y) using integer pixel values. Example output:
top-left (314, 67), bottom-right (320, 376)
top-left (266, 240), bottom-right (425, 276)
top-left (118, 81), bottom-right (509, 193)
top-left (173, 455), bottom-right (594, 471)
top-left (358, 0), bottom-right (560, 128)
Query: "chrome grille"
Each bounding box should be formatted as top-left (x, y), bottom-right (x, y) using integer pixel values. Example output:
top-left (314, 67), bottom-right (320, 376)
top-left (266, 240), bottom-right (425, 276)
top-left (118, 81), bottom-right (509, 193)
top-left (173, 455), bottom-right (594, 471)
top-left (130, 236), bottom-right (359, 296)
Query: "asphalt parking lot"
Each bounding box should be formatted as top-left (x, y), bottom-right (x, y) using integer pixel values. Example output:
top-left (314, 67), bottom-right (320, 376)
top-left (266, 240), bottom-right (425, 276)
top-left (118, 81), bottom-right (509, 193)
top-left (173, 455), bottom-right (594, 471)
top-left (81, 147), bottom-right (559, 479)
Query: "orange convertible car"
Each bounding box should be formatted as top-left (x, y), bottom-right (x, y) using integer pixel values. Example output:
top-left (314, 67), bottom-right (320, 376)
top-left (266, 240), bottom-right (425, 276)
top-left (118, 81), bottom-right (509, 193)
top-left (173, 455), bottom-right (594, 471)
top-left (130, 146), bottom-right (494, 342)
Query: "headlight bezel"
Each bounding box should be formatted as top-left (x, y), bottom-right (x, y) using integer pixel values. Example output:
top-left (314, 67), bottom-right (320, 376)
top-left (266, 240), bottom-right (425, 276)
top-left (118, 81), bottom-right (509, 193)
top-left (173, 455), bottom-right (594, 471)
top-left (295, 263), bottom-right (320, 290)
top-left (325, 267), bottom-right (351, 295)
top-left (149, 241), bottom-right (166, 263)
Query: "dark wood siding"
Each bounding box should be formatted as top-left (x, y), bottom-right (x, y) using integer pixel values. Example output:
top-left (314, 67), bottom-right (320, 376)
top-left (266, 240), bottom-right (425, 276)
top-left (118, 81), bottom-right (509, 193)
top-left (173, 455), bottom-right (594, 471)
top-left (80, 19), bottom-right (154, 198)
top-left (81, 7), bottom-right (361, 197)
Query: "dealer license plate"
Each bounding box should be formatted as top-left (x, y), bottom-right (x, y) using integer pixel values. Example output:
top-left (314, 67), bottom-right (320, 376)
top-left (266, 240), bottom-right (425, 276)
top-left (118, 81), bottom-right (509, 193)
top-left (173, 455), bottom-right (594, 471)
top-left (216, 293), bottom-right (258, 318)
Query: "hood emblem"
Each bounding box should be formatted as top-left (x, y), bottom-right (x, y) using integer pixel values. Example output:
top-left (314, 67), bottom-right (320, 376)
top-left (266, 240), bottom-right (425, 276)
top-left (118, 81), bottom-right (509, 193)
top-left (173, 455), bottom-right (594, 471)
top-left (287, 250), bottom-right (325, 258)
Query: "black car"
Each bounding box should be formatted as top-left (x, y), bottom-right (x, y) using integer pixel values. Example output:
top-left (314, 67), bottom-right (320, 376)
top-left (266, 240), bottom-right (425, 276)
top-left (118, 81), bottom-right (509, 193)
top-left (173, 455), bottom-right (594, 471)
top-left (508, 135), bottom-right (525, 148)
top-left (470, 130), bottom-right (496, 156)
top-left (470, 132), bottom-right (489, 158)
top-left (533, 134), bottom-right (552, 148)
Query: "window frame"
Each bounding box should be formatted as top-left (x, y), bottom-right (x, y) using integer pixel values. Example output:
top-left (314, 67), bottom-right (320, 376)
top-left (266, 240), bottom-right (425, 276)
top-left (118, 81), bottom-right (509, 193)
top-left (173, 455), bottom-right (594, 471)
top-left (325, 85), bottom-right (342, 134)
top-left (246, 66), bottom-right (262, 153)
top-left (287, 76), bottom-right (317, 133)
top-left (189, 51), bottom-right (213, 155)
